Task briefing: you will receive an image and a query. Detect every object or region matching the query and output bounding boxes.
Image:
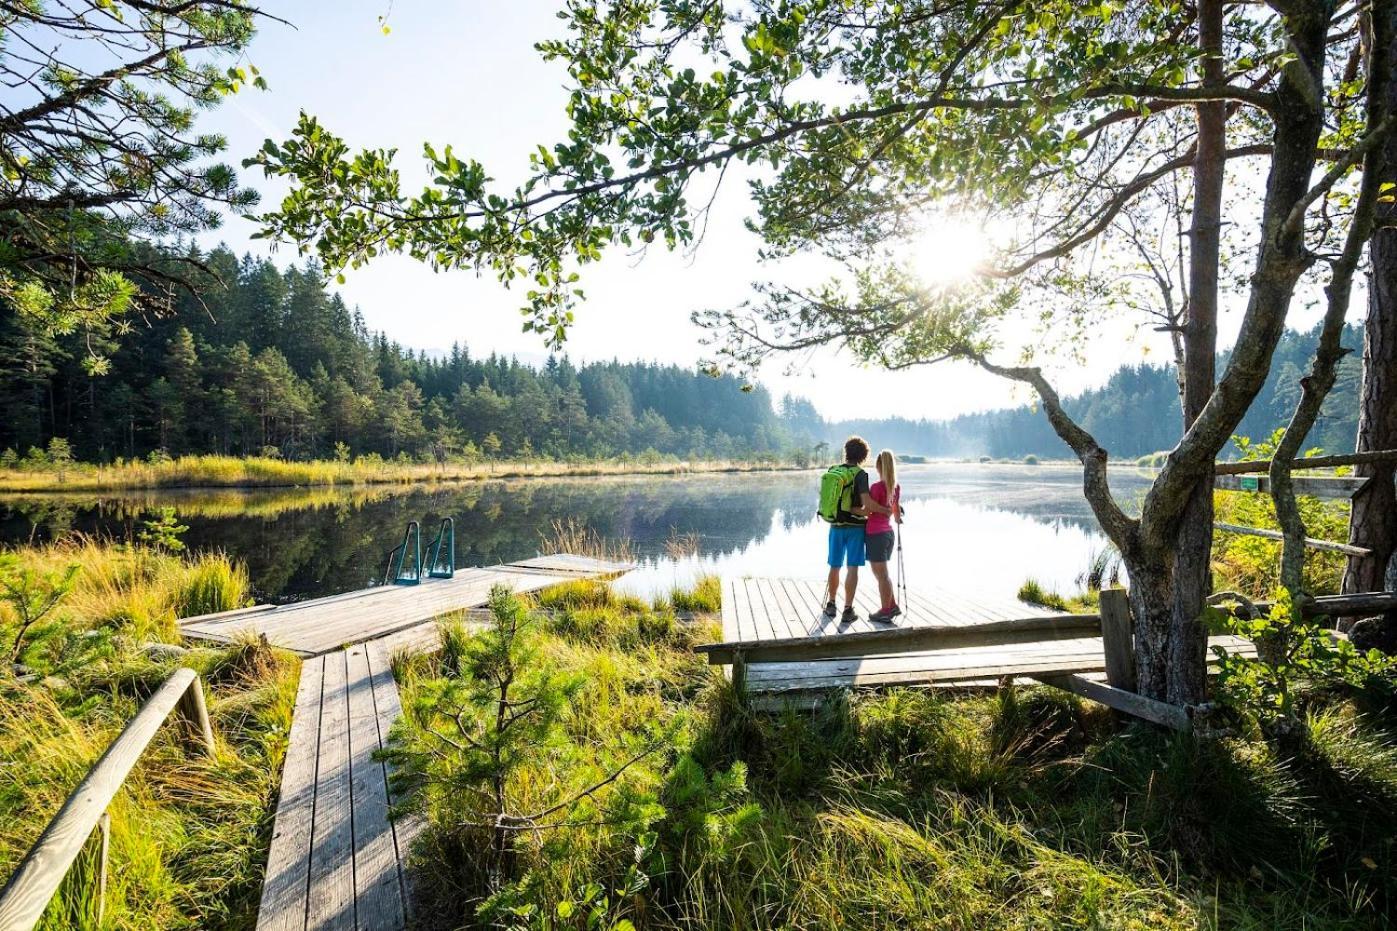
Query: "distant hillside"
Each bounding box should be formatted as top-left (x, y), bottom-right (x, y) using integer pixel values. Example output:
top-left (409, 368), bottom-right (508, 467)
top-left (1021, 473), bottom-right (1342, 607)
top-left (803, 324), bottom-right (1362, 461)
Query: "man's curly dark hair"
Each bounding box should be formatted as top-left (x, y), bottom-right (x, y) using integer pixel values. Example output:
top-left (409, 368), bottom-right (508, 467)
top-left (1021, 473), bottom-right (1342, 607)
top-left (843, 436), bottom-right (869, 465)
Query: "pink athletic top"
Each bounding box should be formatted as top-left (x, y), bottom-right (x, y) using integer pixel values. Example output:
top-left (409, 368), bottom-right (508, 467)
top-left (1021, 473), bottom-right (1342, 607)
top-left (866, 481), bottom-right (899, 535)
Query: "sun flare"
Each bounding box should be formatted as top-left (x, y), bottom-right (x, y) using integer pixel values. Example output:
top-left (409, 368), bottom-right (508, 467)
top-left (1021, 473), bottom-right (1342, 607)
top-left (908, 221), bottom-right (992, 286)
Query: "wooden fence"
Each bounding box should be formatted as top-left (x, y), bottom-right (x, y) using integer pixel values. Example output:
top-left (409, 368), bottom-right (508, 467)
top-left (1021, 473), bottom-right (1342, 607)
top-left (0, 667), bottom-right (216, 931)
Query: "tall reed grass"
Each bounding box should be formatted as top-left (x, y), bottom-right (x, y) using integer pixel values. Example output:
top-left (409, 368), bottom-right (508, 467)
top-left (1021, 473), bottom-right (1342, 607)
top-left (0, 454), bottom-right (810, 493)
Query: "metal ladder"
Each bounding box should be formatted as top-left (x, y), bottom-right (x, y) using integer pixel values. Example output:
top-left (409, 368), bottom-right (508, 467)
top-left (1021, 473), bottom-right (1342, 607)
top-left (424, 517), bottom-right (454, 579)
top-left (383, 517), bottom-right (454, 586)
top-left (383, 521), bottom-right (422, 586)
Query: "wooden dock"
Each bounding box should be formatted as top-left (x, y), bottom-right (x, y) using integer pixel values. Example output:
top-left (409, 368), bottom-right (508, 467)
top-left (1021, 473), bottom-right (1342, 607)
top-left (180, 555), bottom-right (630, 656)
top-left (710, 577), bottom-right (1256, 700)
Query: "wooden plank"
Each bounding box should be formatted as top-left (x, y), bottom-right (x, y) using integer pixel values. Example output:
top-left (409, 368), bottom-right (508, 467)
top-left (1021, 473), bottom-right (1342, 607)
top-left (696, 613), bottom-right (1103, 665)
top-left (1099, 589), bottom-right (1136, 692)
top-left (782, 578), bottom-right (827, 638)
top-left (306, 651), bottom-right (355, 931)
top-left (743, 635), bottom-right (1256, 694)
top-left (182, 559), bottom-right (615, 656)
top-left (754, 578), bottom-right (799, 641)
top-left (794, 579), bottom-right (842, 637)
top-left (1217, 591), bottom-right (1397, 619)
top-left (1215, 522), bottom-right (1372, 557)
top-left (731, 579), bottom-right (757, 642)
top-left (1035, 674), bottom-right (1192, 732)
top-left (364, 643), bottom-right (424, 914)
top-left (502, 554), bottom-right (635, 575)
top-left (747, 578), bottom-right (784, 642)
top-left (1215, 473), bottom-right (1368, 499)
top-left (898, 588), bottom-right (962, 626)
top-left (257, 656), bottom-right (325, 931)
top-left (778, 579), bottom-right (825, 638)
top-left (719, 579), bottom-right (739, 642)
top-left (1215, 449), bottom-right (1397, 474)
top-left (345, 645), bottom-right (406, 930)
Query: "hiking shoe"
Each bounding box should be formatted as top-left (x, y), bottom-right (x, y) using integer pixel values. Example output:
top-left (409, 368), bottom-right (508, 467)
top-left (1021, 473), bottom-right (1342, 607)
top-left (840, 606), bottom-right (858, 625)
top-left (870, 605), bottom-right (901, 624)
top-left (823, 600), bottom-right (837, 619)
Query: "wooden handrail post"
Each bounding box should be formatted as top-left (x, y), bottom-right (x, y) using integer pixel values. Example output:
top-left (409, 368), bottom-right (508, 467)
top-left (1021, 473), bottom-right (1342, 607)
top-left (95, 812), bottom-right (110, 928)
top-left (177, 677), bottom-right (217, 757)
top-left (1099, 589), bottom-right (1136, 693)
top-left (0, 668), bottom-right (217, 931)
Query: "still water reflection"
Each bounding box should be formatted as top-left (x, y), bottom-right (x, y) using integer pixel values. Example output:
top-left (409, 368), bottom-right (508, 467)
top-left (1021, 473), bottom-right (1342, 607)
top-left (0, 465), bottom-right (1151, 603)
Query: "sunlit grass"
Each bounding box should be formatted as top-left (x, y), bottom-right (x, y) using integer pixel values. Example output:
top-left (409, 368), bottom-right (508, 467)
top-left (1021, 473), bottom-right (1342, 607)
top-left (0, 454), bottom-right (809, 493)
top-left (0, 540), bottom-right (294, 930)
top-left (390, 581), bottom-right (1397, 929)
top-left (1017, 577), bottom-right (1070, 611)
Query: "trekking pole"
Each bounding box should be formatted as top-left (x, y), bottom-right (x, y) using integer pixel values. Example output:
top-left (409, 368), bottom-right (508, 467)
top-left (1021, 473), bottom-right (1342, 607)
top-left (896, 522), bottom-right (908, 617)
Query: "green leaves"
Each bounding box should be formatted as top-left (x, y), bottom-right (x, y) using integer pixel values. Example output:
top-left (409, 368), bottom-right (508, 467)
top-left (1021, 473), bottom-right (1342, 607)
top-left (3, 1), bottom-right (266, 363)
top-left (242, 0), bottom-right (1313, 374)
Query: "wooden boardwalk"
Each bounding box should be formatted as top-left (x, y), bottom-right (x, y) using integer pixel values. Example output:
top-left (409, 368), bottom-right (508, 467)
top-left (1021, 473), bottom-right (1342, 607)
top-left (243, 553), bottom-right (627, 929)
top-left (718, 577), bottom-right (1256, 698)
top-left (181, 555), bottom-right (629, 656)
top-left (256, 641), bottom-right (423, 931)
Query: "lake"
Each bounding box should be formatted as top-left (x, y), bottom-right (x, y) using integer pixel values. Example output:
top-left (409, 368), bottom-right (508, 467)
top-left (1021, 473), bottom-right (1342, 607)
top-left (0, 464), bottom-right (1152, 604)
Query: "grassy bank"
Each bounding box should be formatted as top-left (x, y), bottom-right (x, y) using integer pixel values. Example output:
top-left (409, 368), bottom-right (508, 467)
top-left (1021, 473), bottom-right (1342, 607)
top-left (0, 539), bottom-right (296, 930)
top-left (389, 579), bottom-right (1397, 930)
top-left (0, 454), bottom-right (811, 493)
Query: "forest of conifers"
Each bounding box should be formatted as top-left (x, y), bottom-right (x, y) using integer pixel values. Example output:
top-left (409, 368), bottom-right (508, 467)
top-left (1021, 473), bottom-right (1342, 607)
top-left (0, 247), bottom-right (796, 462)
top-left (0, 243), bottom-right (1355, 465)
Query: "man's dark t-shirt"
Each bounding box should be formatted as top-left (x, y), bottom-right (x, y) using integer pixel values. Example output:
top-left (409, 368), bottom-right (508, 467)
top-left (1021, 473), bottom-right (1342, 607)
top-left (834, 465), bottom-right (870, 526)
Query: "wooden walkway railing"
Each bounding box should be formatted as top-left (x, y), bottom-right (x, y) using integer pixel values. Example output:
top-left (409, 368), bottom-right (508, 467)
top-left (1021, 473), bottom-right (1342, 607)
top-left (0, 668), bottom-right (216, 931)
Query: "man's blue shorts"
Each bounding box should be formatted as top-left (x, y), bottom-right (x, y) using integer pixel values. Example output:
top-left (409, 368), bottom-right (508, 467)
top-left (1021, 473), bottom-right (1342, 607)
top-left (827, 525), bottom-right (866, 568)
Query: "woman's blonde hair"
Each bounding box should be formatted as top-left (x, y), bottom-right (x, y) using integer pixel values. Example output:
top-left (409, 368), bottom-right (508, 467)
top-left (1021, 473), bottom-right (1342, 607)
top-left (876, 449), bottom-right (897, 492)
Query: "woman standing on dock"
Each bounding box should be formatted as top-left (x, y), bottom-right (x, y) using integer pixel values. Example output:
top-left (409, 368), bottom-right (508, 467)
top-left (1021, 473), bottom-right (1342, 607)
top-left (866, 450), bottom-right (902, 623)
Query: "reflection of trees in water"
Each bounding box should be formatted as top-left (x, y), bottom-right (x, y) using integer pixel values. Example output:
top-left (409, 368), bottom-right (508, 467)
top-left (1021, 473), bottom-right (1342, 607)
top-left (0, 468), bottom-right (1140, 602)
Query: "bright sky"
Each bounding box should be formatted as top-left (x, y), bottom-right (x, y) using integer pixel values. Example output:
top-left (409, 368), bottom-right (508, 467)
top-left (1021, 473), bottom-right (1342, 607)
top-left (195, 1), bottom-right (1332, 421)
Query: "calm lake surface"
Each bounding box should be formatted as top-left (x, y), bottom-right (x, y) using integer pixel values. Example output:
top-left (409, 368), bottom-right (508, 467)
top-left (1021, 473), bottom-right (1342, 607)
top-left (0, 464), bottom-right (1152, 604)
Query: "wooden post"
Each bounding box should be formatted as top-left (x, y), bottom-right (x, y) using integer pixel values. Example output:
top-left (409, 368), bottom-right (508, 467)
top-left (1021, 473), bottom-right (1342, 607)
top-left (1099, 588), bottom-right (1136, 693)
top-left (95, 812), bottom-right (110, 927)
top-left (731, 650), bottom-right (747, 696)
top-left (178, 676), bottom-right (217, 757)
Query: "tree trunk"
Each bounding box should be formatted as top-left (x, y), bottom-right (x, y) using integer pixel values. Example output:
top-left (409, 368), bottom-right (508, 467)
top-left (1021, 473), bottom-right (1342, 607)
top-left (1344, 0), bottom-right (1397, 632)
top-left (1128, 554), bottom-right (1175, 699)
top-left (1167, 0), bottom-right (1225, 705)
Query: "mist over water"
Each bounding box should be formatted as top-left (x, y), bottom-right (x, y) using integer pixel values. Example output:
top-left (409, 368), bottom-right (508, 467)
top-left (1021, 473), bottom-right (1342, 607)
top-left (0, 464), bottom-right (1152, 604)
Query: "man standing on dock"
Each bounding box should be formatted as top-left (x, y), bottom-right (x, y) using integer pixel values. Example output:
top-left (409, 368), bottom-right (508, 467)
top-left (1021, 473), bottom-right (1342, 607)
top-left (820, 436), bottom-right (893, 624)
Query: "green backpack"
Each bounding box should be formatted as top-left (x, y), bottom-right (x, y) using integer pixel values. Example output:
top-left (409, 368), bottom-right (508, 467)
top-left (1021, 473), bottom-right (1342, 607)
top-left (817, 464), bottom-right (860, 523)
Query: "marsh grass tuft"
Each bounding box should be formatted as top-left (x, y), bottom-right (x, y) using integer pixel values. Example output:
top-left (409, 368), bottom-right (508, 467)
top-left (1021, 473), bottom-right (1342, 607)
top-left (668, 573), bottom-right (722, 614)
top-left (538, 517), bottom-right (636, 564)
top-left (173, 552), bottom-right (250, 618)
top-left (1016, 577), bottom-right (1069, 611)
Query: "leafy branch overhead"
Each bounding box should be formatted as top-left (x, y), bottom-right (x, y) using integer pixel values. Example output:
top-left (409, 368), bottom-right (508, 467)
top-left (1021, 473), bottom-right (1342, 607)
top-left (246, 1), bottom-right (1307, 346)
top-left (0, 0), bottom-right (276, 370)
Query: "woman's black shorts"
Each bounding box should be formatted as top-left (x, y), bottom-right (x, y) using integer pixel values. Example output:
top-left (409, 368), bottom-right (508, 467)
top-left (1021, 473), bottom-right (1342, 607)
top-left (865, 530), bottom-right (895, 563)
